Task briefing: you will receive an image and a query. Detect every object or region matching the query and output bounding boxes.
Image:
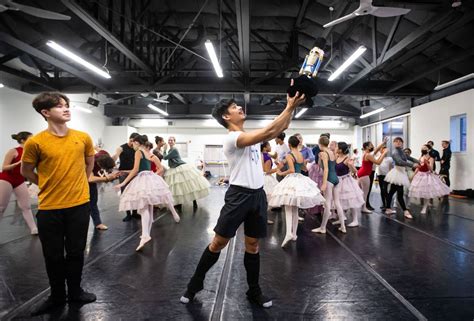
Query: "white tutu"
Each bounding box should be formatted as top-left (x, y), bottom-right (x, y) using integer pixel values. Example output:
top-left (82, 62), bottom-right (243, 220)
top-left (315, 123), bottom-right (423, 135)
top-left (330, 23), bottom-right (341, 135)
top-left (263, 174), bottom-right (278, 197)
top-left (268, 173), bottom-right (325, 209)
top-left (409, 172), bottom-right (450, 199)
top-left (164, 163), bottom-right (210, 204)
top-left (385, 166), bottom-right (410, 188)
top-left (119, 171), bottom-right (174, 213)
top-left (337, 174), bottom-right (365, 210)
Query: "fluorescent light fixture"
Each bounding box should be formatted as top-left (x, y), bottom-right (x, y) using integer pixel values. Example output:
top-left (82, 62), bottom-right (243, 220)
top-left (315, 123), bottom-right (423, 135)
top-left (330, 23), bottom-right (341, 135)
top-left (295, 108), bottom-right (308, 119)
top-left (360, 107), bottom-right (385, 119)
top-left (205, 40), bottom-right (223, 78)
top-left (0, 83), bottom-right (4, 88)
top-left (129, 119), bottom-right (168, 127)
top-left (434, 73), bottom-right (474, 91)
top-left (147, 104), bottom-right (169, 116)
top-left (46, 40), bottom-right (111, 79)
top-left (328, 46), bottom-right (367, 81)
top-left (72, 105), bottom-right (92, 114)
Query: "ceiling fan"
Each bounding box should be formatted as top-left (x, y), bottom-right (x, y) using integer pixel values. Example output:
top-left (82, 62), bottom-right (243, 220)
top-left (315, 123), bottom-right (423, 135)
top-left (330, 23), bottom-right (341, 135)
top-left (139, 92), bottom-right (170, 104)
top-left (323, 0), bottom-right (410, 28)
top-left (0, 0), bottom-right (71, 20)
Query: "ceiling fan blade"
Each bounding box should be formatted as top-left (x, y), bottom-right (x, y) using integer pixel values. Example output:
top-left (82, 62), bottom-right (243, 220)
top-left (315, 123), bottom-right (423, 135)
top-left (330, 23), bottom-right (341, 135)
top-left (14, 3), bottom-right (71, 20)
top-left (161, 94), bottom-right (169, 100)
top-left (371, 6), bottom-right (410, 18)
top-left (323, 12), bottom-right (357, 28)
top-left (153, 99), bottom-right (169, 104)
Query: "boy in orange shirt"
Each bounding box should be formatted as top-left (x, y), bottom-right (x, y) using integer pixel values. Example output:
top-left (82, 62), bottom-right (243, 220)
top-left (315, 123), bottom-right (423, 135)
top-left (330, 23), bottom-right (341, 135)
top-left (21, 92), bottom-right (96, 315)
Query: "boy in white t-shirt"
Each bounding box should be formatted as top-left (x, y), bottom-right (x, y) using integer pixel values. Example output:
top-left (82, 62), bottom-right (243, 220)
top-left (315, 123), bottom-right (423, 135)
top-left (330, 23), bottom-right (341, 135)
top-left (180, 82), bottom-right (305, 308)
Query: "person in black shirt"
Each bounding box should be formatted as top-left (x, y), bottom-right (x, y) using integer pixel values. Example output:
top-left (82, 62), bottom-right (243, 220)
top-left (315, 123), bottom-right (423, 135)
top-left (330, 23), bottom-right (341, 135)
top-left (439, 140), bottom-right (452, 187)
top-left (112, 132), bottom-right (140, 221)
top-left (426, 141), bottom-right (441, 172)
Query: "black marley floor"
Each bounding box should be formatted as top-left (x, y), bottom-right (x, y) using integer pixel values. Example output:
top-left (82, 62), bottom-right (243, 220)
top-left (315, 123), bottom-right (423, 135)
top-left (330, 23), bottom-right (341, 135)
top-left (1, 183), bottom-right (474, 320)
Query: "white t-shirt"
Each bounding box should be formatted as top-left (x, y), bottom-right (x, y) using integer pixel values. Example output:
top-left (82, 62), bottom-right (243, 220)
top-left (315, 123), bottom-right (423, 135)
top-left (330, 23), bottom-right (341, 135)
top-left (223, 131), bottom-right (264, 189)
top-left (352, 153), bottom-right (361, 168)
top-left (377, 156), bottom-right (393, 176)
top-left (275, 142), bottom-right (290, 162)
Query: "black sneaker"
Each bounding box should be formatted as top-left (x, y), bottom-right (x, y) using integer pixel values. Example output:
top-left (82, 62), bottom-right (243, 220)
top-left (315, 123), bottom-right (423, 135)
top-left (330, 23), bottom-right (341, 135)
top-left (122, 214), bottom-right (132, 222)
top-left (30, 296), bottom-right (66, 316)
top-left (247, 293), bottom-right (272, 308)
top-left (132, 213), bottom-right (141, 219)
top-left (68, 289), bottom-right (97, 303)
top-left (180, 290), bottom-right (196, 304)
top-left (193, 200), bottom-right (198, 211)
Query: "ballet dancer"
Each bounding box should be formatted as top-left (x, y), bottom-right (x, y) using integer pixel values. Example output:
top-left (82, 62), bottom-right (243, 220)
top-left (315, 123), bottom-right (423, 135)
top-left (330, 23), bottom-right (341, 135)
top-left (357, 140), bottom-right (388, 213)
top-left (261, 141), bottom-right (279, 224)
top-left (269, 135), bottom-right (325, 247)
top-left (377, 152), bottom-right (393, 210)
top-left (334, 142), bottom-right (365, 228)
top-left (115, 134), bottom-right (180, 251)
top-left (294, 133), bottom-right (315, 176)
top-left (312, 136), bottom-right (346, 234)
top-left (0, 131), bottom-right (38, 234)
top-left (163, 136), bottom-right (210, 211)
top-left (180, 84), bottom-right (306, 308)
top-left (385, 137), bottom-right (419, 219)
top-left (409, 145), bottom-right (450, 214)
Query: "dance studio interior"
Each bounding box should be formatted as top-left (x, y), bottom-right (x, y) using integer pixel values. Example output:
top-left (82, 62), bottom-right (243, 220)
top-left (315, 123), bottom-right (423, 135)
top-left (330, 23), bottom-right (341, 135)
top-left (0, 0), bottom-right (473, 320)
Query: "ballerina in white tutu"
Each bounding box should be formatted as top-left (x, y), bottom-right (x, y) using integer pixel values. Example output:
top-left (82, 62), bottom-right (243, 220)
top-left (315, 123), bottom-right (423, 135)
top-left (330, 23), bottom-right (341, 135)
top-left (163, 136), bottom-right (210, 211)
top-left (261, 141), bottom-right (279, 224)
top-left (409, 145), bottom-right (450, 214)
top-left (334, 142), bottom-right (365, 228)
top-left (115, 135), bottom-right (180, 251)
top-left (270, 136), bottom-right (325, 247)
top-left (385, 137), bottom-right (419, 219)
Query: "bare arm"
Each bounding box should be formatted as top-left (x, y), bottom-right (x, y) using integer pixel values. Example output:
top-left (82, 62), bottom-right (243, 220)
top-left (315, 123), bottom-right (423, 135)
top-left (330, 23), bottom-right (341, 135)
top-left (85, 156), bottom-right (94, 179)
top-left (345, 158), bottom-right (358, 174)
top-left (236, 92), bottom-right (305, 148)
top-left (111, 146), bottom-right (122, 162)
top-left (116, 151), bottom-right (141, 188)
top-left (277, 154), bottom-right (295, 177)
top-left (366, 151), bottom-right (387, 165)
top-left (20, 162), bottom-right (38, 185)
top-left (320, 152), bottom-right (329, 191)
top-left (2, 149), bottom-right (19, 171)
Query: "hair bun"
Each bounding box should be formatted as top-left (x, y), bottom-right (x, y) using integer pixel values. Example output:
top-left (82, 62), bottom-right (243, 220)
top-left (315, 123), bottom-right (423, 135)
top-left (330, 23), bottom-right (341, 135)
top-left (11, 134), bottom-right (18, 140)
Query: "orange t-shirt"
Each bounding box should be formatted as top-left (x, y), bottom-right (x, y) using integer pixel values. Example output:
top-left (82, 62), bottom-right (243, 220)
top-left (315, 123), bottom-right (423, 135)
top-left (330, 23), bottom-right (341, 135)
top-left (22, 129), bottom-right (95, 210)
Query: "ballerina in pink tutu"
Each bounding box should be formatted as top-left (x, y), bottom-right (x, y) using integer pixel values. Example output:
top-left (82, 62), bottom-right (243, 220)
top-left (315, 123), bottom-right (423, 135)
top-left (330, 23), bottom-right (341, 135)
top-left (408, 145), bottom-right (450, 214)
top-left (115, 134), bottom-right (180, 251)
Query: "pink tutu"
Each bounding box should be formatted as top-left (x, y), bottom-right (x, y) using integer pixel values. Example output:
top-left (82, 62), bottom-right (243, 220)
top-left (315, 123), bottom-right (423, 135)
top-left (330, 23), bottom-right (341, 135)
top-left (119, 171), bottom-right (174, 213)
top-left (336, 174), bottom-right (365, 210)
top-left (308, 163), bottom-right (324, 214)
top-left (269, 173), bottom-right (325, 209)
top-left (408, 171), bottom-right (450, 199)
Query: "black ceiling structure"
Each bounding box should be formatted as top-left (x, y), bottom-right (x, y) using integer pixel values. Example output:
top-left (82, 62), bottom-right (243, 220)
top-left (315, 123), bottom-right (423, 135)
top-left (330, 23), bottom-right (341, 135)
top-left (0, 0), bottom-right (473, 123)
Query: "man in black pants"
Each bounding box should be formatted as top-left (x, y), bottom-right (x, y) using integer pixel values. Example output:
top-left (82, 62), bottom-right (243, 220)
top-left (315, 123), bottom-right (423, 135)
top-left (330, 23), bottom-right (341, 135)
top-left (440, 140), bottom-right (452, 187)
top-left (180, 84), bottom-right (305, 308)
top-left (112, 133), bottom-right (140, 221)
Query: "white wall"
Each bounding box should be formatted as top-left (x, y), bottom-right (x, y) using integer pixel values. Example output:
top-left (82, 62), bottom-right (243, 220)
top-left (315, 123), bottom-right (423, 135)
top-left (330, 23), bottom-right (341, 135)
top-left (0, 87), bottom-right (111, 156)
top-left (410, 89), bottom-right (473, 190)
top-left (102, 126), bottom-right (138, 154)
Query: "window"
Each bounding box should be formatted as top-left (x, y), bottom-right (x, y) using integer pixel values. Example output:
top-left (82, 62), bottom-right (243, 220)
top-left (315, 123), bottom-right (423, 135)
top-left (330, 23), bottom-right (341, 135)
top-left (450, 114), bottom-right (467, 152)
top-left (381, 117), bottom-right (407, 153)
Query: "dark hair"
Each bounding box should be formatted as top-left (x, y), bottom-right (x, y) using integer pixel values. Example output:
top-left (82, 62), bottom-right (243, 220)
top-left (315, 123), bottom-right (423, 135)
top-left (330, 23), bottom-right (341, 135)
top-left (288, 135), bottom-right (300, 148)
top-left (442, 140), bottom-right (450, 145)
top-left (129, 132), bottom-right (140, 140)
top-left (353, 148), bottom-right (358, 153)
top-left (320, 133), bottom-right (330, 139)
top-left (338, 142), bottom-right (350, 155)
top-left (11, 131), bottom-right (32, 144)
top-left (276, 132), bottom-right (286, 141)
top-left (362, 141), bottom-right (371, 150)
top-left (319, 136), bottom-right (329, 147)
top-left (32, 92), bottom-right (70, 120)
top-left (212, 99), bottom-right (235, 129)
top-left (145, 141), bottom-right (154, 149)
top-left (132, 134), bottom-right (148, 145)
top-left (404, 148), bottom-right (412, 153)
top-left (96, 155), bottom-right (116, 171)
top-left (393, 137), bottom-right (404, 143)
top-left (427, 140), bottom-right (434, 145)
top-left (155, 136), bottom-right (163, 144)
top-left (260, 141), bottom-right (270, 152)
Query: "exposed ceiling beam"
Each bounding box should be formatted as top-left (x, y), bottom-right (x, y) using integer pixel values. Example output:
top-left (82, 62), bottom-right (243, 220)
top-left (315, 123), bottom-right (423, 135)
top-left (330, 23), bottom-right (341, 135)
top-left (234, 0), bottom-right (251, 84)
top-left (386, 47), bottom-right (474, 93)
top-left (0, 32), bottom-right (106, 89)
top-left (172, 93), bottom-right (190, 104)
top-left (321, 2), bottom-right (352, 39)
top-left (0, 64), bottom-right (58, 91)
top-left (294, 0), bottom-right (310, 29)
top-left (378, 16), bottom-right (402, 65)
top-left (338, 10), bottom-right (453, 94)
top-left (61, 0), bottom-right (155, 76)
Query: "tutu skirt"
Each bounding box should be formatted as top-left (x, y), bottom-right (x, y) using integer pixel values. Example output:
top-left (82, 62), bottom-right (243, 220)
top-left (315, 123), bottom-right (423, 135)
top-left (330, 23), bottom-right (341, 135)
top-left (409, 172), bottom-right (450, 199)
top-left (263, 174), bottom-right (278, 198)
top-left (337, 174), bottom-right (365, 210)
top-left (119, 171), bottom-right (174, 213)
top-left (308, 163), bottom-right (324, 214)
top-left (385, 166), bottom-right (410, 188)
top-left (164, 163), bottom-right (210, 204)
top-left (268, 173), bottom-right (325, 209)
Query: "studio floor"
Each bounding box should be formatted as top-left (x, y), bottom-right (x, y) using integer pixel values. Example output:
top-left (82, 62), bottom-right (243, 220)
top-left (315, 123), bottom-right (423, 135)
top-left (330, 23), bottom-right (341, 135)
top-left (1, 184), bottom-right (474, 320)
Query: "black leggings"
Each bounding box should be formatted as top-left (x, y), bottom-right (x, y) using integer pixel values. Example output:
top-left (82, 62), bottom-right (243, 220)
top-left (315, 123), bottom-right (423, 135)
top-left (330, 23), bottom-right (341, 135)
top-left (378, 175), bottom-right (389, 208)
top-left (386, 184), bottom-right (407, 211)
top-left (366, 170), bottom-right (375, 207)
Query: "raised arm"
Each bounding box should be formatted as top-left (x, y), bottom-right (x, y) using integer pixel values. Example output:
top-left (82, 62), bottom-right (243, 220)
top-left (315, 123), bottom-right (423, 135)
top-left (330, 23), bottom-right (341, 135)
top-left (366, 150), bottom-right (387, 165)
top-left (236, 92), bottom-right (305, 148)
top-left (2, 149), bottom-right (20, 172)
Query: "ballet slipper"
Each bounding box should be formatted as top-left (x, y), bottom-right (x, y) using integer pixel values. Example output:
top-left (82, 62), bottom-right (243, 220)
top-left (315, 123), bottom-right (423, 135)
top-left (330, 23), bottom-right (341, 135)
top-left (96, 224), bottom-right (108, 230)
top-left (338, 226), bottom-right (347, 233)
top-left (332, 220), bottom-right (341, 225)
top-left (30, 228), bottom-right (38, 235)
top-left (361, 207), bottom-right (372, 214)
top-left (311, 227), bottom-right (326, 234)
top-left (136, 236), bottom-right (151, 251)
top-left (385, 208), bottom-right (396, 214)
top-left (267, 220), bottom-right (274, 225)
top-left (404, 210), bottom-right (413, 219)
top-left (281, 235), bottom-right (292, 248)
top-left (420, 206), bottom-right (428, 214)
top-left (347, 221), bottom-right (359, 227)
top-left (172, 212), bottom-right (181, 223)
top-left (291, 234), bottom-right (297, 241)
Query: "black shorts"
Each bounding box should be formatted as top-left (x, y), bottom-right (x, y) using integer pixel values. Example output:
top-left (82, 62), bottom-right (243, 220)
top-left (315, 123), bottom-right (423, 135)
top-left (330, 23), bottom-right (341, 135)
top-left (214, 185), bottom-right (268, 239)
